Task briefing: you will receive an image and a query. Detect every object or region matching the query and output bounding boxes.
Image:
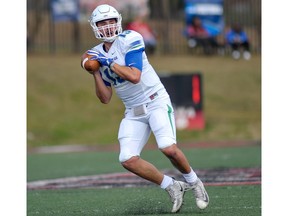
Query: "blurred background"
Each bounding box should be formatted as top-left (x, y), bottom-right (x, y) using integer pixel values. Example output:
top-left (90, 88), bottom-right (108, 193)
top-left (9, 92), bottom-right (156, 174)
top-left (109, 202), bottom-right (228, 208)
top-left (27, 0), bottom-right (261, 150)
top-left (27, 0), bottom-right (261, 55)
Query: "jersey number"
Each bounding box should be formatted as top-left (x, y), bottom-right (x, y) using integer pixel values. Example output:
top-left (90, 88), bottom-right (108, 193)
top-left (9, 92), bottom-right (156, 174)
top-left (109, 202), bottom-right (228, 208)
top-left (103, 68), bottom-right (125, 86)
top-left (119, 30), bottom-right (132, 38)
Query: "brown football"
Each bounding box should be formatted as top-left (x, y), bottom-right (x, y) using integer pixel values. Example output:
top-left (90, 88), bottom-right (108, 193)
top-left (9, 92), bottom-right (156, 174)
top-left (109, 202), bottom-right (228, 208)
top-left (81, 52), bottom-right (100, 73)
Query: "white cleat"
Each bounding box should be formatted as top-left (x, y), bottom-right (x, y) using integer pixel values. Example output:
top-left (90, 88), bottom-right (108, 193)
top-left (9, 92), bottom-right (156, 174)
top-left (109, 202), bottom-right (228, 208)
top-left (186, 178), bottom-right (209, 209)
top-left (165, 180), bottom-right (186, 213)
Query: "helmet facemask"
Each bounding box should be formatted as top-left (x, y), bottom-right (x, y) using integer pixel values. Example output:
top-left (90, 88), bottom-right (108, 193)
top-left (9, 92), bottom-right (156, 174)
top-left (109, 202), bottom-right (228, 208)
top-left (90, 17), bottom-right (122, 43)
top-left (89, 4), bottom-right (122, 43)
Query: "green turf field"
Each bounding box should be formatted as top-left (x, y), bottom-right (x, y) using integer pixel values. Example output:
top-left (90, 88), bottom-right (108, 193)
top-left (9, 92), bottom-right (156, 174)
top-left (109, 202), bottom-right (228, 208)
top-left (27, 185), bottom-right (261, 216)
top-left (27, 145), bottom-right (261, 215)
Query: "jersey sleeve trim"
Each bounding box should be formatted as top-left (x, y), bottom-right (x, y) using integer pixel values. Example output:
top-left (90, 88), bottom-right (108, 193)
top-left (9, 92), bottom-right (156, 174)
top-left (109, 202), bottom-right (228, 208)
top-left (127, 40), bottom-right (144, 53)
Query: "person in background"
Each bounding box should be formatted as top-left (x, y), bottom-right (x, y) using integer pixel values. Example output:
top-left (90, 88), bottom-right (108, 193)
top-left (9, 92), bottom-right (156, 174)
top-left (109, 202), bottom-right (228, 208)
top-left (225, 23), bottom-right (251, 60)
top-left (82, 4), bottom-right (209, 213)
top-left (126, 15), bottom-right (157, 55)
top-left (186, 17), bottom-right (218, 55)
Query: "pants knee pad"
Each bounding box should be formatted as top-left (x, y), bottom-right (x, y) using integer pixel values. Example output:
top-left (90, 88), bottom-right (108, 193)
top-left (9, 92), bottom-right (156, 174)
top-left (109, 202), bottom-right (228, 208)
top-left (119, 153), bottom-right (139, 163)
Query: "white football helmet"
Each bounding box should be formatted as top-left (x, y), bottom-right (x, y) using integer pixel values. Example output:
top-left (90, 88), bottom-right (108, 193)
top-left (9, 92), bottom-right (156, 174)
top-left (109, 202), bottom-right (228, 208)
top-left (89, 4), bottom-right (122, 43)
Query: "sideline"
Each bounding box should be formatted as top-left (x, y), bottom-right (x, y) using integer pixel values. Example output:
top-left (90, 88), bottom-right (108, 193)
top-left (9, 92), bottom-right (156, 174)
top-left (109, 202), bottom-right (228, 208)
top-left (27, 167), bottom-right (261, 190)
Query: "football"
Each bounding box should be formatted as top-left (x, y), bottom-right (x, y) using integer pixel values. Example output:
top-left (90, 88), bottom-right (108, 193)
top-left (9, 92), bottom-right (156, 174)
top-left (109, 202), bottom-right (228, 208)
top-left (81, 52), bottom-right (100, 73)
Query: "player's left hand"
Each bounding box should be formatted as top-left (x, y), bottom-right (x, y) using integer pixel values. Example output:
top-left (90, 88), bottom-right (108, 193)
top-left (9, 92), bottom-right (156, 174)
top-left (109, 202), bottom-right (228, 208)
top-left (87, 50), bottom-right (114, 67)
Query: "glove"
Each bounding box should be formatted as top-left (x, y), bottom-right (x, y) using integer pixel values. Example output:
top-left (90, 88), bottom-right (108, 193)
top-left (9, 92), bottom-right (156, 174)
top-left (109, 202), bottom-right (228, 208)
top-left (87, 50), bottom-right (114, 67)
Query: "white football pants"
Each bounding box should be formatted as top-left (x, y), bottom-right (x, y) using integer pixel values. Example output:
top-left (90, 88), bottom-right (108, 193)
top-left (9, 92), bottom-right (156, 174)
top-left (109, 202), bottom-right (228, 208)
top-left (118, 97), bottom-right (177, 162)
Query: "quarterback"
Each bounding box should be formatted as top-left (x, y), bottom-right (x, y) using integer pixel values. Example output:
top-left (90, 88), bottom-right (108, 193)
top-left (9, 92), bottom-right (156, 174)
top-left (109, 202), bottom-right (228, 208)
top-left (82, 4), bottom-right (209, 213)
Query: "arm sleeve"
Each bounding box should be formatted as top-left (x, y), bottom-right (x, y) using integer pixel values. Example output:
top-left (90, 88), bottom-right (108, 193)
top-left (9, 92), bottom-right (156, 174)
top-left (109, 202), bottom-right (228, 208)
top-left (125, 48), bottom-right (144, 71)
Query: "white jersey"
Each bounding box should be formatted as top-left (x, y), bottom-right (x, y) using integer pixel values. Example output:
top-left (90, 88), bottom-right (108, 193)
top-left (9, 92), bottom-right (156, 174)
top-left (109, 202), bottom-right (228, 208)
top-left (90, 30), bottom-right (168, 108)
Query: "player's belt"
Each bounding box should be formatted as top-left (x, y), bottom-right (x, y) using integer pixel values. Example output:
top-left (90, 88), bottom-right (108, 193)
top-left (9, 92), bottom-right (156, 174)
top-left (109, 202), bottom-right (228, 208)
top-left (149, 92), bottom-right (158, 100)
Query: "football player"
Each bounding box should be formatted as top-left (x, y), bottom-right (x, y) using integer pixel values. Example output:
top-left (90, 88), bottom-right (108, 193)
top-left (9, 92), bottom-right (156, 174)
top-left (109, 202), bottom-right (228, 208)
top-left (83, 4), bottom-right (209, 213)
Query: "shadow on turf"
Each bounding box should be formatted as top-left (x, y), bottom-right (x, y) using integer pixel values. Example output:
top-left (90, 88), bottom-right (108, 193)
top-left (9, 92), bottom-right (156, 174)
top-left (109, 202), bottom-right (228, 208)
top-left (124, 202), bottom-right (169, 215)
top-left (120, 188), bottom-right (215, 216)
top-left (122, 197), bottom-right (206, 215)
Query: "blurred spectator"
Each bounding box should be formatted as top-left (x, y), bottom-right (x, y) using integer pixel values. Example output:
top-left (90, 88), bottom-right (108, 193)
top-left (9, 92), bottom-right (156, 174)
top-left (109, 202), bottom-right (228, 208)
top-left (186, 17), bottom-right (219, 55)
top-left (225, 23), bottom-right (251, 60)
top-left (126, 15), bottom-right (157, 55)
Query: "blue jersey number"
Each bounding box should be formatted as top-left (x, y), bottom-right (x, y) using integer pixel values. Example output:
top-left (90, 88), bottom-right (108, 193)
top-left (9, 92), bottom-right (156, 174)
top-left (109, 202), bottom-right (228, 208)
top-left (103, 68), bottom-right (125, 86)
top-left (119, 30), bottom-right (132, 38)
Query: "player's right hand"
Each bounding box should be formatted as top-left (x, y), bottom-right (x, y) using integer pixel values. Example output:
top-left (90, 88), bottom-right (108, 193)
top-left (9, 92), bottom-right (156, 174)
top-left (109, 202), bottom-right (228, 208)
top-left (87, 50), bottom-right (114, 68)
